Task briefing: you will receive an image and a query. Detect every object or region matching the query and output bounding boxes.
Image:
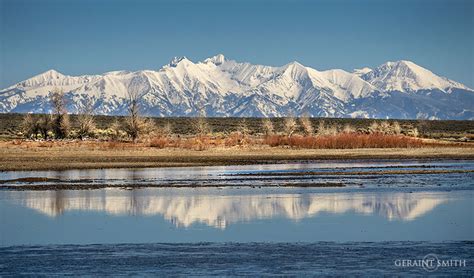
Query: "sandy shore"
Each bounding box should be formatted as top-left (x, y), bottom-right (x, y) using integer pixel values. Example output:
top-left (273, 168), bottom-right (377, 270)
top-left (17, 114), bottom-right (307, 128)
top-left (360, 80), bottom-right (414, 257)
top-left (0, 141), bottom-right (473, 171)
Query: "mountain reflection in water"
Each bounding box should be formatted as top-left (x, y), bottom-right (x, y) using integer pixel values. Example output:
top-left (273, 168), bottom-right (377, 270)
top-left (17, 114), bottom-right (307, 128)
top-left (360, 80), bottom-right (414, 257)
top-left (7, 190), bottom-right (448, 229)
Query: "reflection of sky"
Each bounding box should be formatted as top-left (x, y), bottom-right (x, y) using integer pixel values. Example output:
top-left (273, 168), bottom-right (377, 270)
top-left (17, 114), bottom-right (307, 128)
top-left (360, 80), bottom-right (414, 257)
top-left (1, 189), bottom-right (472, 245)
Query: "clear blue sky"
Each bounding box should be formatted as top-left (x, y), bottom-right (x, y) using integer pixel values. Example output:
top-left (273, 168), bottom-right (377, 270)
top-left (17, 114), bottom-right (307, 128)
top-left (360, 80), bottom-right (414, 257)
top-left (1, 0), bottom-right (473, 88)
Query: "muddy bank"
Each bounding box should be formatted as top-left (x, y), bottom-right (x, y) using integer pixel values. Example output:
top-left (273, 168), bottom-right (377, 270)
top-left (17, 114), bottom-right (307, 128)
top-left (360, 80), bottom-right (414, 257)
top-left (1, 145), bottom-right (473, 171)
top-left (229, 169), bottom-right (474, 177)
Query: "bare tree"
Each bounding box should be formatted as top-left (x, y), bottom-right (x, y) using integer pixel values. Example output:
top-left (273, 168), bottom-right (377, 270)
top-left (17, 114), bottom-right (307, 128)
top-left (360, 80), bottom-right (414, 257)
top-left (238, 118), bottom-right (250, 136)
top-left (77, 98), bottom-right (96, 140)
top-left (410, 127), bottom-right (420, 138)
top-left (283, 116), bottom-right (297, 137)
top-left (261, 118), bottom-right (274, 136)
top-left (123, 90), bottom-right (153, 141)
top-left (38, 114), bottom-right (52, 139)
top-left (109, 118), bottom-right (122, 141)
top-left (193, 106), bottom-right (211, 136)
top-left (20, 113), bottom-right (40, 139)
top-left (50, 88), bottom-right (70, 139)
top-left (379, 121), bottom-right (392, 135)
top-left (300, 114), bottom-right (314, 136)
top-left (161, 121), bottom-right (173, 137)
top-left (417, 119), bottom-right (429, 138)
top-left (368, 121), bottom-right (380, 134)
top-left (342, 124), bottom-right (356, 134)
top-left (317, 120), bottom-right (338, 136)
top-left (392, 121), bottom-right (402, 135)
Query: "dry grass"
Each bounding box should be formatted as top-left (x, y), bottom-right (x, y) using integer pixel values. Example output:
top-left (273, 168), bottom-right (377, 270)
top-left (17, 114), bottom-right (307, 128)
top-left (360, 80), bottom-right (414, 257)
top-left (2, 114), bottom-right (473, 171)
top-left (0, 140), bottom-right (473, 171)
top-left (263, 133), bottom-right (427, 149)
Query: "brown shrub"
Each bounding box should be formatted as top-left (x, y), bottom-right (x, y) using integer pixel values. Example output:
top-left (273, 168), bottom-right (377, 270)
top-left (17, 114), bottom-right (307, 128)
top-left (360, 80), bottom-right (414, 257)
top-left (264, 133), bottom-right (426, 149)
top-left (149, 136), bottom-right (169, 148)
top-left (11, 139), bottom-right (23, 145)
top-left (225, 132), bottom-right (253, 147)
top-left (181, 136), bottom-right (211, 151)
top-left (38, 141), bottom-right (54, 148)
top-left (263, 135), bottom-right (288, 147)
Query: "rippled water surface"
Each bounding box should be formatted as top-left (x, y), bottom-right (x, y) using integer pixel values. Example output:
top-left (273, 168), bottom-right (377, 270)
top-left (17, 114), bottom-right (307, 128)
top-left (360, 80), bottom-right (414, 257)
top-left (1, 160), bottom-right (473, 188)
top-left (2, 242), bottom-right (473, 276)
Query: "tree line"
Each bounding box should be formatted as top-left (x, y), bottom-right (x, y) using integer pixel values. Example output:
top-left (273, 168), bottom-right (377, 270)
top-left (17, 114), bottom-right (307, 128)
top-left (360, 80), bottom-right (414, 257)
top-left (20, 88), bottom-right (420, 143)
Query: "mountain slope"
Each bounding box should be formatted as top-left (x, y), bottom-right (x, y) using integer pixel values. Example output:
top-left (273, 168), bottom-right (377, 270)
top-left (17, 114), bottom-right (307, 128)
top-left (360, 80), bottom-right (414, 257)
top-left (0, 55), bottom-right (472, 119)
top-left (361, 60), bottom-right (469, 93)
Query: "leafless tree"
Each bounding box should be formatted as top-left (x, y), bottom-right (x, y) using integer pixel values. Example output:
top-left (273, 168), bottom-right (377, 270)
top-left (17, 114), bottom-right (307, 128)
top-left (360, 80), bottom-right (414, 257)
top-left (50, 88), bottom-right (70, 139)
top-left (392, 121), bottom-right (402, 135)
top-left (368, 121), bottom-right (380, 134)
top-left (38, 114), bottom-right (52, 139)
top-left (317, 120), bottom-right (338, 136)
top-left (123, 90), bottom-right (153, 141)
top-left (238, 118), bottom-right (250, 136)
top-left (20, 113), bottom-right (40, 139)
top-left (109, 118), bottom-right (123, 141)
top-left (161, 121), bottom-right (173, 137)
top-left (300, 114), bottom-right (314, 136)
top-left (261, 118), bottom-right (274, 136)
top-left (283, 116), bottom-right (297, 137)
top-left (342, 124), bottom-right (356, 134)
top-left (379, 121), bottom-right (392, 134)
top-left (193, 106), bottom-right (211, 136)
top-left (417, 119), bottom-right (429, 137)
top-left (77, 98), bottom-right (96, 139)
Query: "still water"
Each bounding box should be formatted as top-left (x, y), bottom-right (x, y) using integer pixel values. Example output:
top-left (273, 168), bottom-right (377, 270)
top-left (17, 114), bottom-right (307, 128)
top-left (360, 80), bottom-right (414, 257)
top-left (0, 188), bottom-right (472, 245)
top-left (0, 160), bottom-right (473, 275)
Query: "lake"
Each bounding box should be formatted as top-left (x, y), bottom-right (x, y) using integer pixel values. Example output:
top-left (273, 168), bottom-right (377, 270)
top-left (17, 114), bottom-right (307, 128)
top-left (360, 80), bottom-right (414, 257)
top-left (1, 160), bottom-right (473, 275)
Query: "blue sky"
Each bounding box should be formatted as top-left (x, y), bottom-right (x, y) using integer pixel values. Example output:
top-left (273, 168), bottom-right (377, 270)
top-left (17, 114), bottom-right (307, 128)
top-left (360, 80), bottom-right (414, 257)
top-left (1, 0), bottom-right (473, 88)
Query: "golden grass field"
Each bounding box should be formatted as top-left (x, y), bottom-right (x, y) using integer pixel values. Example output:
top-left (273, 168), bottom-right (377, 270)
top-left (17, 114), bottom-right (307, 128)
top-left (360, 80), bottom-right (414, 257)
top-left (1, 140), bottom-right (473, 171)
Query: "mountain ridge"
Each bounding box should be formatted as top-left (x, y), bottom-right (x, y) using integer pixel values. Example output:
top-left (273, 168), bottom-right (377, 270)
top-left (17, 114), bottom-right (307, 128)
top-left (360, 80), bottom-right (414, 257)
top-left (1, 54), bottom-right (473, 119)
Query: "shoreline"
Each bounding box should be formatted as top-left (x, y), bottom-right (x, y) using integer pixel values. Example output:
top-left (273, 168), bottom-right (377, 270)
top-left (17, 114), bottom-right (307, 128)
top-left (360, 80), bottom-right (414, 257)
top-left (2, 167), bottom-right (473, 190)
top-left (0, 142), bottom-right (473, 171)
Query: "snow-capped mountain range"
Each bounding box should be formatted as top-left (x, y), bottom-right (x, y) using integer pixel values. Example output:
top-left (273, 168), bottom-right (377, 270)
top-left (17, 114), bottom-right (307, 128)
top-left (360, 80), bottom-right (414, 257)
top-left (1, 54), bottom-right (473, 119)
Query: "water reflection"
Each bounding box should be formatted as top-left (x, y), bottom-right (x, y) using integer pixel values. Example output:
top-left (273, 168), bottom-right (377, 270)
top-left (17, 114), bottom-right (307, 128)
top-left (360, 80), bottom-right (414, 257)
top-left (6, 190), bottom-right (448, 229)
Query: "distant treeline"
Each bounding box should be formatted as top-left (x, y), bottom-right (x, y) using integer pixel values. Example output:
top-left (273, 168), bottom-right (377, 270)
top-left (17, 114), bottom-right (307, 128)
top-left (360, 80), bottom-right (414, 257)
top-left (0, 113), bottom-right (473, 140)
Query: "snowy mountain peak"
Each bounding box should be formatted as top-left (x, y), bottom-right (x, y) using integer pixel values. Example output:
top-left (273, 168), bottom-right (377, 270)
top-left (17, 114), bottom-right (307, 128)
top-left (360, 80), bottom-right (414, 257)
top-left (362, 60), bottom-right (471, 93)
top-left (16, 69), bottom-right (66, 88)
top-left (1, 55), bottom-right (472, 119)
top-left (35, 69), bottom-right (65, 80)
top-left (43, 69), bottom-right (63, 76)
top-left (285, 61), bottom-right (305, 69)
top-left (353, 67), bottom-right (372, 76)
top-left (281, 61), bottom-right (308, 78)
top-left (204, 54), bottom-right (226, 65)
top-left (167, 56), bottom-right (191, 67)
top-left (321, 69), bottom-right (378, 101)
